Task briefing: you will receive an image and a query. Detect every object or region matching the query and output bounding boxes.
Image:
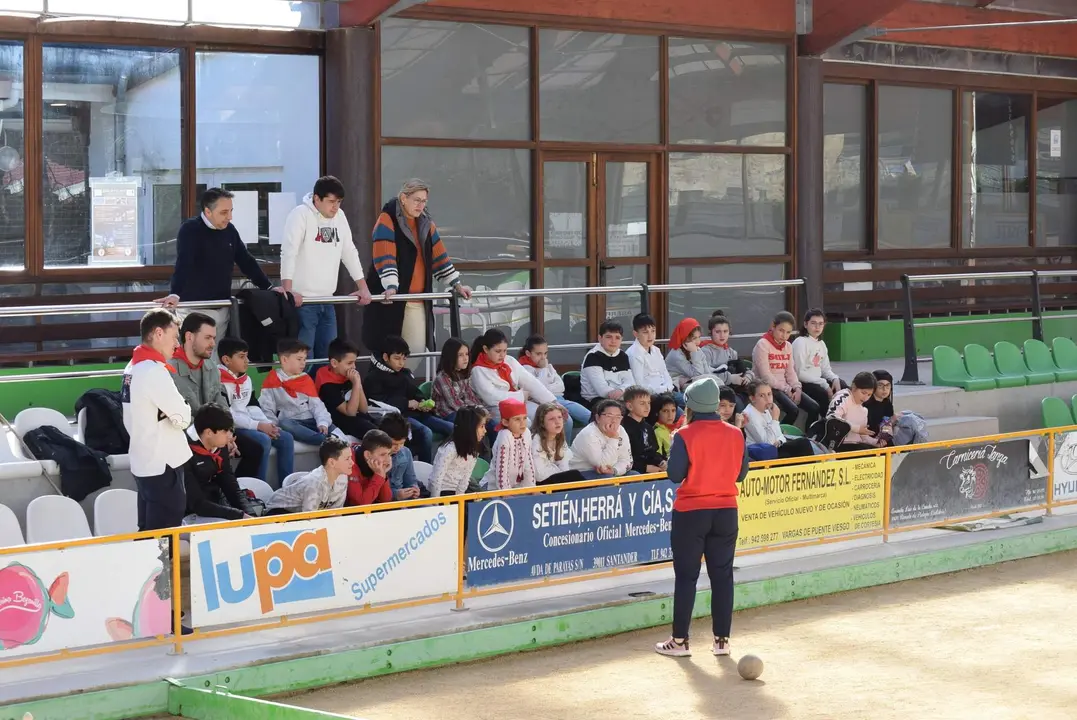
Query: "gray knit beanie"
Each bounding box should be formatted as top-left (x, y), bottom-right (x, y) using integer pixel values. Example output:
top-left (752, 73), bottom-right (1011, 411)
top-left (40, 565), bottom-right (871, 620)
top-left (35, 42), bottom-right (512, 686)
top-left (684, 377), bottom-right (721, 414)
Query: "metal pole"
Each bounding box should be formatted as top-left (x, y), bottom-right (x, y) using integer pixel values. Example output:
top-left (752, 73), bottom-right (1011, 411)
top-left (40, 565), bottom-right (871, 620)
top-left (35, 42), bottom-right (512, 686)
top-left (448, 292), bottom-right (462, 339)
top-left (898, 274), bottom-right (922, 385)
top-left (798, 276), bottom-right (809, 319)
top-left (1031, 270), bottom-right (1044, 343)
top-left (229, 298), bottom-right (241, 337)
top-left (639, 284), bottom-right (650, 317)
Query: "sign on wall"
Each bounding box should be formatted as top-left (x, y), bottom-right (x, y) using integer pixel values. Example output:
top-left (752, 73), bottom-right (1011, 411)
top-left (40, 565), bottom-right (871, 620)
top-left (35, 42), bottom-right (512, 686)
top-left (89, 176), bottom-right (141, 266)
top-left (737, 456), bottom-right (885, 549)
top-left (1051, 431), bottom-right (1077, 502)
top-left (889, 439), bottom-right (1044, 527)
top-left (190, 507), bottom-right (457, 627)
top-left (0, 539), bottom-right (171, 658)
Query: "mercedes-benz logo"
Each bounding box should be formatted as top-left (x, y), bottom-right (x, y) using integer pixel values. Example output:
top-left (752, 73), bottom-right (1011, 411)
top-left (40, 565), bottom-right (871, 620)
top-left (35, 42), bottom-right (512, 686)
top-left (476, 499), bottom-right (514, 553)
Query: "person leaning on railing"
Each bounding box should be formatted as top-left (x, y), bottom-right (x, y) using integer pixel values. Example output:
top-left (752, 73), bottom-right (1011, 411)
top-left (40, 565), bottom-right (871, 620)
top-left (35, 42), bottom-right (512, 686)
top-left (156, 187), bottom-right (284, 337)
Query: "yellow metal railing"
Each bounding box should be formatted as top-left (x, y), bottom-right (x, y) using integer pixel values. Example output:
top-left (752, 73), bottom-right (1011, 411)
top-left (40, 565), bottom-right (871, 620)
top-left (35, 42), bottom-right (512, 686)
top-left (0, 424), bottom-right (1070, 671)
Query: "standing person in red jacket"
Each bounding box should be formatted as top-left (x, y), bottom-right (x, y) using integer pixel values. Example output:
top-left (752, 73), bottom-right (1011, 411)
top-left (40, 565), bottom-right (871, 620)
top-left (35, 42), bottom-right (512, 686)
top-left (346, 430), bottom-right (395, 506)
top-left (655, 377), bottom-right (749, 659)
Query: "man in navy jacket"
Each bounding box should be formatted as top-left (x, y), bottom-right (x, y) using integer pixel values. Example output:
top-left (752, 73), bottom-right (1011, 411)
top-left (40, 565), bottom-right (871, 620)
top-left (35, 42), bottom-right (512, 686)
top-left (157, 187), bottom-right (284, 338)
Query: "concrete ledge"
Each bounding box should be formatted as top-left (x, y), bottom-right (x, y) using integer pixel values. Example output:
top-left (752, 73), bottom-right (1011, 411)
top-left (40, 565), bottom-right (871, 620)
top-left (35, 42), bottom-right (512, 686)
top-left (5, 523), bottom-right (1077, 720)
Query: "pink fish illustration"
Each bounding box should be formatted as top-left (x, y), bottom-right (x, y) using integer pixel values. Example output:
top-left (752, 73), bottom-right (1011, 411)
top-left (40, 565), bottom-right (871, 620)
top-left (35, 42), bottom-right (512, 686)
top-left (0, 563), bottom-right (74, 650)
top-left (105, 569), bottom-right (171, 641)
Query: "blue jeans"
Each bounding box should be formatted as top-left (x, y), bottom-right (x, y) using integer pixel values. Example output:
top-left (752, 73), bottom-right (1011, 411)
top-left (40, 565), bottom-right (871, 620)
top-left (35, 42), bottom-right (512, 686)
top-left (235, 427), bottom-right (296, 483)
top-left (406, 417), bottom-right (434, 463)
top-left (279, 417), bottom-right (333, 446)
top-left (556, 397), bottom-right (593, 427)
top-left (296, 304), bottom-right (337, 367)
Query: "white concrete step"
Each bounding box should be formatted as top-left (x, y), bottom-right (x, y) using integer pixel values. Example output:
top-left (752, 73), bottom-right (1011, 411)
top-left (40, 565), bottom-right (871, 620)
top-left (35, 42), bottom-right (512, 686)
top-left (921, 415), bottom-right (999, 443)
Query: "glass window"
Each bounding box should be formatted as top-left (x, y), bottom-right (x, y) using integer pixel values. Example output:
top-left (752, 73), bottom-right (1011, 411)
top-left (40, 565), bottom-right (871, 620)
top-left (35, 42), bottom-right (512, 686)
top-left (668, 153), bottom-right (785, 258)
top-left (196, 52), bottom-right (321, 264)
top-left (1036, 97), bottom-right (1077, 247)
top-left (666, 263), bottom-right (785, 356)
top-left (381, 146), bottom-right (531, 263)
top-left (432, 269), bottom-right (532, 351)
top-left (543, 267), bottom-right (588, 365)
top-left (48, 0), bottom-right (187, 21)
top-left (603, 264), bottom-right (647, 323)
top-left (539, 31), bottom-right (659, 143)
top-left (605, 162), bottom-right (648, 257)
top-left (381, 19), bottom-right (529, 141)
top-left (668, 38), bottom-right (786, 146)
top-left (39, 280), bottom-right (168, 352)
top-left (823, 83), bottom-right (867, 251)
top-left (543, 161), bottom-right (588, 260)
top-left (191, 0), bottom-right (320, 28)
top-left (0, 43), bottom-right (24, 271)
top-left (0, 0), bottom-right (41, 10)
top-left (877, 86), bottom-right (953, 250)
top-left (961, 92), bottom-right (1031, 248)
top-left (42, 45), bottom-right (181, 268)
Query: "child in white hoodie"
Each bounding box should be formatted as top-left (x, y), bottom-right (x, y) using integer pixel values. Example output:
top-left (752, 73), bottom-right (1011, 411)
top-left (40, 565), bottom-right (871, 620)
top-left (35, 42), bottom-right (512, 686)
top-left (519, 334), bottom-right (592, 431)
top-left (791, 308), bottom-right (847, 412)
top-left (280, 176), bottom-right (372, 362)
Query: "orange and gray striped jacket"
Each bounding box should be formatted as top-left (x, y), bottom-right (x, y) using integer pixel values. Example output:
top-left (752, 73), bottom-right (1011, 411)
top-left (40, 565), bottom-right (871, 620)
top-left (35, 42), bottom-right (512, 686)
top-left (371, 201), bottom-right (460, 293)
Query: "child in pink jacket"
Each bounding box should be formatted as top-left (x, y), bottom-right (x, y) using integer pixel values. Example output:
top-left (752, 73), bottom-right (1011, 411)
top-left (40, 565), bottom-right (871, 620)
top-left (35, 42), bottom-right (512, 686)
top-left (830, 372), bottom-right (881, 452)
top-left (751, 311), bottom-right (820, 427)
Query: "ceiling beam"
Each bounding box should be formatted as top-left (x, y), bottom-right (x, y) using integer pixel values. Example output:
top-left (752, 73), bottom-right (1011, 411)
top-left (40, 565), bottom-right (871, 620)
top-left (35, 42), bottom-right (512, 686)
top-left (798, 0), bottom-right (910, 55)
top-left (338, 0), bottom-right (430, 27)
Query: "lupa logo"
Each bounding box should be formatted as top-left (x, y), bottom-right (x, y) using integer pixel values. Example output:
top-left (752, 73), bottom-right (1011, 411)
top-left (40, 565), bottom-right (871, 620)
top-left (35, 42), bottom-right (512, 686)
top-left (959, 464), bottom-right (989, 501)
top-left (198, 529), bottom-right (334, 615)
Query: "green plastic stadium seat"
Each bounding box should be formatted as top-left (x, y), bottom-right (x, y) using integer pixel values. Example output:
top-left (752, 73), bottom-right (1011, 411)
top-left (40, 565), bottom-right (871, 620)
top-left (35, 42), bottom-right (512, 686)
top-left (933, 345), bottom-right (995, 391)
top-left (419, 380), bottom-right (433, 400)
top-left (1042, 397), bottom-right (1074, 429)
top-left (1025, 339), bottom-right (1077, 382)
top-left (964, 343), bottom-right (1025, 389)
top-left (1053, 337), bottom-right (1077, 375)
top-left (780, 423), bottom-right (804, 437)
top-left (1070, 394), bottom-right (1077, 422)
top-left (471, 457), bottom-right (489, 482)
top-left (994, 341), bottom-right (1051, 386)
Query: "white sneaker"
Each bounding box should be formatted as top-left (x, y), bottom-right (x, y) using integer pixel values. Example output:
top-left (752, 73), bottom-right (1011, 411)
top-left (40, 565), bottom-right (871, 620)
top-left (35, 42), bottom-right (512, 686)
top-left (655, 637), bottom-right (691, 657)
top-left (713, 637), bottom-right (730, 656)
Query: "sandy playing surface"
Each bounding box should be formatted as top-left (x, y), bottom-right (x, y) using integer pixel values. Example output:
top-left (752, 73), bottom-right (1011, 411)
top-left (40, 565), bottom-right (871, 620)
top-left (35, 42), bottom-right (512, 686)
top-left (291, 551), bottom-right (1077, 720)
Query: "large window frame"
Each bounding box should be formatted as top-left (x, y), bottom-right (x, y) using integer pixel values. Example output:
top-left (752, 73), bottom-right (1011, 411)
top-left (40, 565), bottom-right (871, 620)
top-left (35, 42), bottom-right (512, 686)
top-left (0, 21), bottom-right (323, 285)
top-left (377, 10), bottom-right (796, 340)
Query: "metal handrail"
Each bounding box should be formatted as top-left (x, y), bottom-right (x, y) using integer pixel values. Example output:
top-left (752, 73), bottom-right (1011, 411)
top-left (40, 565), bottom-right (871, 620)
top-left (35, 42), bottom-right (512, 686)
top-left (898, 268), bottom-right (1077, 384)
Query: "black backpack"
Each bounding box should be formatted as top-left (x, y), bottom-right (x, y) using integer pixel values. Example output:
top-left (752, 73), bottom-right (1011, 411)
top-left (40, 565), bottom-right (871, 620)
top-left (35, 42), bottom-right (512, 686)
top-left (75, 388), bottom-right (130, 455)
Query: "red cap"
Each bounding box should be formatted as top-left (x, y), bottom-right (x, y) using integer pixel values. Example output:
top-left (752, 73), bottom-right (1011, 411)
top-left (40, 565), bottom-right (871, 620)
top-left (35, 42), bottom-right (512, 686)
top-left (498, 398), bottom-right (527, 422)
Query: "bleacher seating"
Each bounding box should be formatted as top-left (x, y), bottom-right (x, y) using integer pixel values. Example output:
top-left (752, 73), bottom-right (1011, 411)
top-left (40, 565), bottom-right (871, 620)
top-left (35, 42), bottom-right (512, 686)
top-left (933, 346), bottom-right (995, 391)
top-left (0, 425), bottom-right (44, 481)
top-left (996, 341), bottom-right (1053, 386)
top-left (780, 424), bottom-right (804, 437)
top-left (0, 503), bottom-right (25, 546)
top-left (1025, 339), bottom-right (1077, 383)
top-left (12, 408), bottom-right (78, 477)
top-left (963, 343), bottom-right (1025, 389)
top-left (281, 471), bottom-right (306, 488)
top-left (1041, 397), bottom-right (1074, 429)
top-left (1052, 337), bottom-right (1077, 375)
top-left (26, 495), bottom-right (91, 544)
top-left (77, 408), bottom-right (132, 473)
top-left (238, 476), bottom-right (274, 503)
top-left (93, 489), bottom-right (139, 537)
top-left (413, 460), bottom-right (433, 491)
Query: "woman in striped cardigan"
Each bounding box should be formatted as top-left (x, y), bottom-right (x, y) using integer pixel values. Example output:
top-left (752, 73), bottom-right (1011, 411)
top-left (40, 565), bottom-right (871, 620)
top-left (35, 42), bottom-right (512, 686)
top-left (362, 179), bottom-right (473, 358)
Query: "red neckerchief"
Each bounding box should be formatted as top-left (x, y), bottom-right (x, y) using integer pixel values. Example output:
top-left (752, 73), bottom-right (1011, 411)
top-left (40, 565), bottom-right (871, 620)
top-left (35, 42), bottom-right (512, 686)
top-left (172, 346), bottom-right (204, 371)
top-left (262, 370), bottom-right (317, 398)
top-left (131, 345), bottom-right (177, 374)
top-left (190, 442), bottom-right (223, 472)
top-left (314, 366), bottom-right (350, 392)
top-left (219, 368), bottom-right (246, 399)
top-left (517, 354), bottom-right (538, 368)
top-left (473, 353), bottom-right (516, 391)
top-left (659, 416), bottom-right (686, 434)
top-left (763, 330), bottom-right (787, 351)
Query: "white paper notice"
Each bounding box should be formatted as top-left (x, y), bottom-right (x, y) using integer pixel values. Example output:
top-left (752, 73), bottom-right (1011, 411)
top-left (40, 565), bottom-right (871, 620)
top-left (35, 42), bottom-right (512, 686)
top-left (1051, 129), bottom-right (1062, 158)
top-left (269, 192), bottom-right (297, 246)
top-left (231, 190), bottom-right (260, 245)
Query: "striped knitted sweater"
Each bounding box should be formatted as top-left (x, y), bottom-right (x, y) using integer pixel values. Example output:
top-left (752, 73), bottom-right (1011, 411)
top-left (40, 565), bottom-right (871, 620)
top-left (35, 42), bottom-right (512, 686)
top-left (371, 204), bottom-right (460, 293)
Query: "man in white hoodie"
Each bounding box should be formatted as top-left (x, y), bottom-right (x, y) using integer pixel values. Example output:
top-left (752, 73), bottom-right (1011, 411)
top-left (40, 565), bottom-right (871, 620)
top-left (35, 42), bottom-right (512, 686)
top-left (281, 176), bottom-right (372, 364)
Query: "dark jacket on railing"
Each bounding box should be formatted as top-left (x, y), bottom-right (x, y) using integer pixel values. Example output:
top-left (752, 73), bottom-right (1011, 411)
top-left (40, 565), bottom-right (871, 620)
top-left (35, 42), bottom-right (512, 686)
top-left (23, 426), bottom-right (112, 502)
top-left (169, 215), bottom-right (272, 301)
top-left (235, 288), bottom-right (300, 364)
top-left (75, 388), bottom-right (130, 455)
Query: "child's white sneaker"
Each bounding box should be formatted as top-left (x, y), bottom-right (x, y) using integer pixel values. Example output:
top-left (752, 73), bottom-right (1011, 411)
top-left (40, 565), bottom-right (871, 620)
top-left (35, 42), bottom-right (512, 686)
top-left (713, 636), bottom-right (731, 656)
top-left (654, 637), bottom-right (691, 657)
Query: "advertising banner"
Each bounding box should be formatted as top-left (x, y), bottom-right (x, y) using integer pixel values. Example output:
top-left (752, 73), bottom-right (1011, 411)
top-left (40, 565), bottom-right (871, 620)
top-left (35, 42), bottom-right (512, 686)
top-left (737, 456), bottom-right (886, 549)
top-left (465, 480), bottom-right (677, 588)
top-left (0, 539), bottom-right (170, 658)
top-left (190, 507), bottom-right (457, 628)
top-left (889, 439), bottom-right (1043, 527)
top-left (1051, 431), bottom-right (1077, 502)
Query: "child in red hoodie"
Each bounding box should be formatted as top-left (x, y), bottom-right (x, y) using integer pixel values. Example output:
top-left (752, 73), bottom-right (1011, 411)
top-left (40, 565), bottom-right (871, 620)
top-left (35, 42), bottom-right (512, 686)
top-left (346, 430), bottom-right (394, 506)
top-left (750, 310), bottom-right (820, 428)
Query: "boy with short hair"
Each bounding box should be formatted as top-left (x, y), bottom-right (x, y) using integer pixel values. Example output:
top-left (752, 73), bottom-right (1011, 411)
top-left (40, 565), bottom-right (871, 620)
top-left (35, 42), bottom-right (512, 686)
top-left (218, 337), bottom-right (296, 483)
top-left (260, 338), bottom-right (338, 446)
top-left (346, 429), bottom-right (394, 506)
top-left (182, 404), bottom-right (258, 524)
top-left (123, 309), bottom-right (193, 531)
top-left (264, 437), bottom-right (352, 514)
top-left (580, 320), bottom-right (634, 406)
top-left (315, 337), bottom-right (378, 440)
top-left (379, 413), bottom-right (422, 501)
top-left (625, 313), bottom-right (679, 401)
top-left (621, 386), bottom-right (666, 475)
top-left (364, 335), bottom-right (451, 462)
